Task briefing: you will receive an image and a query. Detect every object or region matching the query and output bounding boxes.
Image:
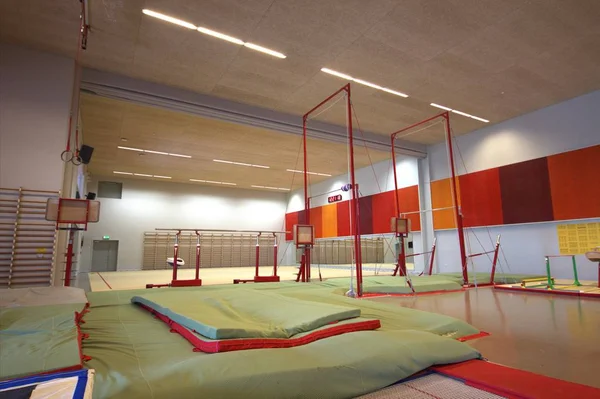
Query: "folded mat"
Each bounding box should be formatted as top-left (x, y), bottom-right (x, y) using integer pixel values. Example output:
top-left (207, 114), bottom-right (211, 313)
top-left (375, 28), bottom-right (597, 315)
top-left (131, 289), bottom-right (363, 339)
top-left (138, 301), bottom-right (380, 352)
top-left (0, 303), bottom-right (86, 380)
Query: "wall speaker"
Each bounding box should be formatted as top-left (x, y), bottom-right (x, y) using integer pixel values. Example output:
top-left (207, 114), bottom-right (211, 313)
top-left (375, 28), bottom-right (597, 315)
top-left (79, 145), bottom-right (94, 164)
top-left (86, 192), bottom-right (97, 200)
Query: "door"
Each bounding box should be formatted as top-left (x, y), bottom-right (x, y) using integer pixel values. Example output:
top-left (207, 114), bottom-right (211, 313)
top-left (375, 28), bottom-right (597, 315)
top-left (92, 240), bottom-right (119, 272)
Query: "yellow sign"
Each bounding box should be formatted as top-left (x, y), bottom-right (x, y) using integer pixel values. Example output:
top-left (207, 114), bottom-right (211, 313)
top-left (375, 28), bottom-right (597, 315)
top-left (557, 222), bottom-right (600, 255)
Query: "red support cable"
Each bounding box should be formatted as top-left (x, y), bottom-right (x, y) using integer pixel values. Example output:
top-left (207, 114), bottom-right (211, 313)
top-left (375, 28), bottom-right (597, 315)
top-left (348, 90), bottom-right (363, 297)
top-left (391, 135), bottom-right (400, 218)
top-left (444, 113), bottom-right (468, 285)
top-left (272, 233), bottom-right (278, 277)
top-left (490, 236), bottom-right (501, 284)
top-left (254, 233), bottom-right (261, 279)
top-left (428, 239), bottom-right (437, 275)
top-left (64, 229), bottom-right (74, 287)
top-left (172, 231), bottom-right (180, 282)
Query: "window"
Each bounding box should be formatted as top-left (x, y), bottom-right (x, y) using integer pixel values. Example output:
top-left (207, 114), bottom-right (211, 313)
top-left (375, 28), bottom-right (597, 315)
top-left (98, 181), bottom-right (123, 199)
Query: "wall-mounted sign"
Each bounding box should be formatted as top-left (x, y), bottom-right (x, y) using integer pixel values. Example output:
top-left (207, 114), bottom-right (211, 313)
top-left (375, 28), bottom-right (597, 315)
top-left (328, 194), bottom-right (343, 203)
top-left (103, 235), bottom-right (110, 240)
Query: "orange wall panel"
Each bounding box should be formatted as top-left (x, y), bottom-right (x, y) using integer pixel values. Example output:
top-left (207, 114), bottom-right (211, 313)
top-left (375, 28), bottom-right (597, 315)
top-left (397, 185), bottom-right (421, 231)
top-left (310, 206), bottom-right (323, 239)
top-left (321, 204), bottom-right (338, 238)
top-left (548, 145), bottom-right (600, 220)
top-left (430, 178), bottom-right (460, 230)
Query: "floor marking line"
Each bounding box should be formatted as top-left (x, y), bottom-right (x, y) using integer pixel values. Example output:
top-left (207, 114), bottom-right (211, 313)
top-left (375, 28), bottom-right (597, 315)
top-left (96, 272), bottom-right (113, 290)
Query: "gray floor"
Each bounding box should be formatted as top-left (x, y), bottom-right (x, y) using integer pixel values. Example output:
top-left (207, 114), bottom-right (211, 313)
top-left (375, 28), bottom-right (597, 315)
top-left (368, 287), bottom-right (600, 388)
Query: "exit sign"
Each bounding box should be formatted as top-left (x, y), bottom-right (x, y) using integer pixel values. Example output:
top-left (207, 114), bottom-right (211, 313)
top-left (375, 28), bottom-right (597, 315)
top-left (328, 194), bottom-right (342, 203)
top-left (103, 235), bottom-right (110, 240)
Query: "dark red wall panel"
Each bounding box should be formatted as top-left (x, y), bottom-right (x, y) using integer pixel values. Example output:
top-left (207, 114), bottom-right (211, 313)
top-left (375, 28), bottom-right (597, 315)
top-left (460, 168), bottom-right (503, 227)
top-left (285, 212), bottom-right (298, 241)
top-left (336, 201), bottom-right (351, 237)
top-left (499, 157), bottom-right (554, 224)
top-left (359, 196), bottom-right (373, 235)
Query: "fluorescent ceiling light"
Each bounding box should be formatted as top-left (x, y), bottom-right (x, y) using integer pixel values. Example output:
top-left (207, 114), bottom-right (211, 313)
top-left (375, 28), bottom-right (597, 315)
top-left (353, 79), bottom-right (382, 90)
top-left (117, 146), bottom-right (192, 158)
top-left (153, 175), bottom-right (172, 179)
top-left (429, 103), bottom-right (489, 123)
top-left (113, 171), bottom-right (133, 175)
top-left (213, 159), bottom-right (270, 169)
top-left (197, 26), bottom-right (244, 45)
top-left (320, 68), bottom-right (409, 99)
top-left (243, 43), bottom-right (286, 59)
top-left (142, 9), bottom-right (196, 30)
top-left (134, 173), bottom-right (153, 177)
top-left (142, 9), bottom-right (285, 59)
top-left (321, 68), bottom-right (353, 80)
top-left (286, 169), bottom-right (332, 177)
top-left (252, 185), bottom-right (291, 191)
top-left (190, 179), bottom-right (236, 186)
top-left (115, 171), bottom-right (171, 179)
top-left (430, 103), bottom-right (453, 111)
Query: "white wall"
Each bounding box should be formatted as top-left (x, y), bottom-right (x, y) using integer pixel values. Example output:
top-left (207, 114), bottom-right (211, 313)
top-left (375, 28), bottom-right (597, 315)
top-left (0, 43), bottom-right (73, 191)
top-left (81, 177), bottom-right (288, 272)
top-left (427, 91), bottom-right (600, 280)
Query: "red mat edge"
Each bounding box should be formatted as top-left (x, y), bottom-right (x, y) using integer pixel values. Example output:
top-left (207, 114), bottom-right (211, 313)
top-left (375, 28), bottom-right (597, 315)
top-left (456, 331), bottom-right (490, 342)
top-left (432, 359), bottom-right (600, 399)
top-left (137, 303), bottom-right (381, 353)
top-left (494, 285), bottom-right (600, 298)
top-left (361, 288), bottom-right (465, 298)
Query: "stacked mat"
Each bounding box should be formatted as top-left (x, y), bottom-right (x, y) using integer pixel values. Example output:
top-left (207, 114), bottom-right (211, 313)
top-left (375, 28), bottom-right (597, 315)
top-left (131, 290), bottom-right (381, 352)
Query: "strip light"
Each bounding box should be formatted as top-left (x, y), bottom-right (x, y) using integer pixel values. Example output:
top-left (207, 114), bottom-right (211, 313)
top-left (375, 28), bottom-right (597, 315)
top-left (251, 185), bottom-right (291, 191)
top-left (286, 169), bottom-right (331, 177)
top-left (320, 68), bottom-right (409, 98)
top-left (117, 146), bottom-right (192, 158)
top-left (142, 9), bottom-right (285, 59)
top-left (113, 171), bottom-right (172, 179)
top-left (213, 159), bottom-right (270, 169)
top-left (190, 179), bottom-right (236, 186)
top-left (430, 103), bottom-right (489, 123)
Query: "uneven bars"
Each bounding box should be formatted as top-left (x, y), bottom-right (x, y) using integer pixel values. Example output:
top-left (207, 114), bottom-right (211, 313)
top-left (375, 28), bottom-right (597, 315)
top-left (155, 228), bottom-right (288, 234)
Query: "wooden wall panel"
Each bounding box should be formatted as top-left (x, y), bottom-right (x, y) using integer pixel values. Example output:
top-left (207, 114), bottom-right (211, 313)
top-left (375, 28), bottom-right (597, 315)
top-left (499, 158), bottom-right (554, 224)
top-left (359, 196), bottom-right (373, 235)
top-left (460, 168), bottom-right (503, 227)
top-left (398, 185), bottom-right (422, 232)
top-left (321, 204), bottom-right (338, 238)
top-left (372, 190), bottom-right (395, 234)
top-left (548, 145), bottom-right (600, 221)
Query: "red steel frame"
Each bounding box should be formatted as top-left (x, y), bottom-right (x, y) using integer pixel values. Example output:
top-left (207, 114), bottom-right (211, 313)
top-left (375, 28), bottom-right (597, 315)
top-left (391, 112), bottom-right (469, 285)
top-left (302, 84), bottom-right (363, 296)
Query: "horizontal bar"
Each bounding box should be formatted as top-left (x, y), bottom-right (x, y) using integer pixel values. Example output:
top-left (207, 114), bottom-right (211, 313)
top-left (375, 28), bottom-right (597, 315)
top-left (155, 228), bottom-right (288, 234)
top-left (400, 206), bottom-right (454, 216)
top-left (467, 250), bottom-right (495, 258)
top-left (545, 254), bottom-right (575, 258)
top-left (405, 251), bottom-right (433, 258)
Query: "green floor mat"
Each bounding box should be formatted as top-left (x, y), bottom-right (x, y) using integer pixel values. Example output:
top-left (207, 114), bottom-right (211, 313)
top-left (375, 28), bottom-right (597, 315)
top-left (83, 283), bottom-right (483, 398)
top-left (0, 303), bottom-right (85, 380)
top-left (321, 275), bottom-right (463, 294)
top-left (438, 272), bottom-right (547, 284)
top-left (132, 290), bottom-right (361, 339)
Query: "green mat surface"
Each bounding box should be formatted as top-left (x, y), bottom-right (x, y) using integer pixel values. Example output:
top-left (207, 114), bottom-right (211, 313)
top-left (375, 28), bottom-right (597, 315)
top-left (0, 303), bottom-right (85, 380)
top-left (438, 272), bottom-right (547, 284)
top-left (132, 290), bottom-right (361, 339)
top-left (84, 282), bottom-right (482, 398)
top-left (322, 275), bottom-right (463, 294)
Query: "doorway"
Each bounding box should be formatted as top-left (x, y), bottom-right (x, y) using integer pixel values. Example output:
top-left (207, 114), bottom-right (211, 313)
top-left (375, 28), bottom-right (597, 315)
top-left (91, 240), bottom-right (119, 272)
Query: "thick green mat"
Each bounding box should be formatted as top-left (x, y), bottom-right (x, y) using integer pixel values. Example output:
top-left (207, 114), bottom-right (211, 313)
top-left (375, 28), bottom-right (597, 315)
top-left (84, 282), bottom-right (482, 398)
top-left (321, 275), bottom-right (462, 294)
top-left (132, 290), bottom-right (362, 339)
top-left (0, 303), bottom-right (85, 380)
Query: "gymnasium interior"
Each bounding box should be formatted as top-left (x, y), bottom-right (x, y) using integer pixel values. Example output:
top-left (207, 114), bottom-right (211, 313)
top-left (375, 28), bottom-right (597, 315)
top-left (1, 1), bottom-right (599, 398)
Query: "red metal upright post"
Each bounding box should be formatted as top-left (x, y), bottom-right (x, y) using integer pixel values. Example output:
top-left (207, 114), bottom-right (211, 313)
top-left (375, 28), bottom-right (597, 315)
top-left (302, 115), bottom-right (311, 283)
top-left (428, 238), bottom-right (437, 275)
top-left (64, 229), bottom-right (75, 287)
top-left (391, 136), bottom-right (400, 217)
top-left (255, 233), bottom-right (261, 279)
top-left (195, 231), bottom-right (201, 280)
top-left (346, 86), bottom-right (363, 297)
top-left (172, 231), bottom-right (180, 282)
top-left (272, 233), bottom-right (278, 277)
top-left (443, 113), bottom-right (468, 285)
top-left (490, 235), bottom-right (501, 284)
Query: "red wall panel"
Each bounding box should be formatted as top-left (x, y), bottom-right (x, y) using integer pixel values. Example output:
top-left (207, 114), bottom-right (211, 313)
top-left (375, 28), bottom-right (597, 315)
top-left (336, 200), bottom-right (351, 237)
top-left (285, 212), bottom-right (298, 241)
top-left (359, 196), bottom-right (373, 235)
top-left (499, 157), bottom-right (554, 224)
top-left (460, 168), bottom-right (503, 227)
top-left (372, 190), bottom-right (396, 234)
top-left (398, 185), bottom-right (421, 231)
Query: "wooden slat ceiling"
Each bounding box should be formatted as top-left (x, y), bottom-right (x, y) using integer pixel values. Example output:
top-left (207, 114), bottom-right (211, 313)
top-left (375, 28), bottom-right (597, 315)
top-left (1, 0), bottom-right (599, 146)
top-left (80, 94), bottom-right (392, 190)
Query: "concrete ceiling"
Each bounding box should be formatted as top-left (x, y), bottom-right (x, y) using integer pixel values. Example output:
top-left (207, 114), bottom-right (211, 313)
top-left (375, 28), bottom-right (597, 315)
top-left (1, 0), bottom-right (599, 146)
top-left (80, 94), bottom-right (392, 191)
